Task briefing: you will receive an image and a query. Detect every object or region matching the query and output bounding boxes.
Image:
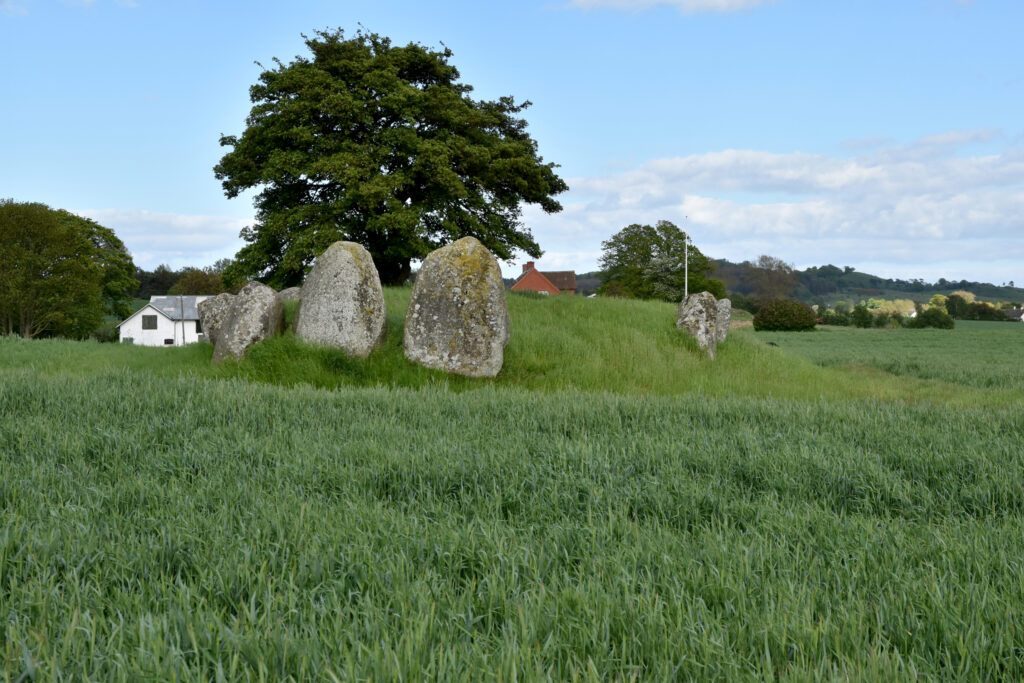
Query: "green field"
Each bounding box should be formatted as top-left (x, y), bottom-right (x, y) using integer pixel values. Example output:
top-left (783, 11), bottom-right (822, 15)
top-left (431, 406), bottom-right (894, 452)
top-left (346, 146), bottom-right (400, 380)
top-left (2, 293), bottom-right (1023, 679)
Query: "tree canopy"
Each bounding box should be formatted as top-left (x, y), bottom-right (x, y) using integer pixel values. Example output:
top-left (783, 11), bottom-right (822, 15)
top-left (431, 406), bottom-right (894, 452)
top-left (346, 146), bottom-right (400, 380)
top-left (215, 29), bottom-right (568, 287)
top-left (0, 200), bottom-right (137, 338)
top-left (597, 221), bottom-right (724, 301)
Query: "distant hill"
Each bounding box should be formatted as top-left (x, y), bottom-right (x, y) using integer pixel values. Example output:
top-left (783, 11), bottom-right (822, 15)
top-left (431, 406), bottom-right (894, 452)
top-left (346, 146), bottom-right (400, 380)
top-left (712, 260), bottom-right (1024, 306)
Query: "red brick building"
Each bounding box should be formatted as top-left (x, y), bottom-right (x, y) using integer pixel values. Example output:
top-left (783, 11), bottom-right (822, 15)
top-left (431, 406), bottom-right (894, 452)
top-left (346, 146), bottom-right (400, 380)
top-left (510, 262), bottom-right (577, 295)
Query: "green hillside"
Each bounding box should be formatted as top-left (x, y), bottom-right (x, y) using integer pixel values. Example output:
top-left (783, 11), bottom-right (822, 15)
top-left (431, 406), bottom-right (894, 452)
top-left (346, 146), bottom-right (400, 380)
top-left (713, 259), bottom-right (1024, 305)
top-left (2, 292), bottom-right (1023, 678)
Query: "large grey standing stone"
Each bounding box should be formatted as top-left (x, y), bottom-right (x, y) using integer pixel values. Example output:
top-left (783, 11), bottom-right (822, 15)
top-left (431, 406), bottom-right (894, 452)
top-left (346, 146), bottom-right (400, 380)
top-left (676, 291), bottom-right (720, 359)
top-left (197, 292), bottom-right (235, 347)
top-left (715, 298), bottom-right (732, 343)
top-left (293, 241), bottom-right (386, 358)
top-left (278, 286), bottom-right (302, 302)
top-left (211, 282), bottom-right (284, 363)
top-left (403, 237), bottom-right (510, 377)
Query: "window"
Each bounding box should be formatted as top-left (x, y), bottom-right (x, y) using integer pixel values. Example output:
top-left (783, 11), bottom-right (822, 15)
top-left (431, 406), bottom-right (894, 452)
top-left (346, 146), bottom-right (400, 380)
top-left (164, 339), bottom-right (174, 345)
top-left (142, 315), bottom-right (157, 330)
top-left (195, 318), bottom-right (203, 333)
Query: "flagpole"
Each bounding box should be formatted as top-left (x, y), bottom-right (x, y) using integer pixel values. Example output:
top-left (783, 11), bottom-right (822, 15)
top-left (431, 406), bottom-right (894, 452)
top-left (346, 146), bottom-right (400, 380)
top-left (684, 215), bottom-right (689, 299)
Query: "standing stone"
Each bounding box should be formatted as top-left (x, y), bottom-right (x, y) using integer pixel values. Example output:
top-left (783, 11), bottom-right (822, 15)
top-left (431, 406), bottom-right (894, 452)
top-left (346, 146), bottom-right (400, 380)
top-left (211, 282), bottom-right (284, 363)
top-left (293, 241), bottom-right (387, 358)
top-left (715, 298), bottom-right (732, 343)
top-left (676, 291), bottom-right (720, 359)
top-left (197, 292), bottom-right (235, 347)
top-left (403, 237), bottom-right (510, 377)
top-left (278, 286), bottom-right (302, 302)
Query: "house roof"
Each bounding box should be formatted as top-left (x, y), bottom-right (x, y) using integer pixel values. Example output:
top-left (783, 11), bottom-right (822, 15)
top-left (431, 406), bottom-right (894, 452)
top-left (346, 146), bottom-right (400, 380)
top-left (543, 271), bottom-right (577, 291)
top-left (115, 295), bottom-right (209, 329)
top-left (512, 267), bottom-right (577, 292)
top-left (1004, 308), bottom-right (1024, 321)
top-left (148, 295), bottom-right (208, 321)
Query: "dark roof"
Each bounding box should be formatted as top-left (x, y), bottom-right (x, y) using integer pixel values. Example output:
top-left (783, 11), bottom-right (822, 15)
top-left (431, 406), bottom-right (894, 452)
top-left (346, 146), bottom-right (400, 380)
top-left (1004, 308), bottom-right (1024, 321)
top-left (147, 295), bottom-right (209, 321)
top-left (543, 271), bottom-right (577, 291)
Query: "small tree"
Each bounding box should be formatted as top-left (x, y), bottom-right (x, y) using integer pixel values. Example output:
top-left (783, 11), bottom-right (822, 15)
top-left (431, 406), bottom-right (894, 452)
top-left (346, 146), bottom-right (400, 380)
top-left (851, 304), bottom-right (873, 328)
top-left (597, 220), bottom-right (724, 301)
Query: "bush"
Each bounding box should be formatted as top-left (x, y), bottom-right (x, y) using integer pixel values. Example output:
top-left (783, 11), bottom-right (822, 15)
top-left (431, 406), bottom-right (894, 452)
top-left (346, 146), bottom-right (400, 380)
top-left (908, 307), bottom-right (955, 329)
top-left (873, 311), bottom-right (890, 328)
top-left (753, 299), bottom-right (816, 331)
top-left (820, 306), bottom-right (851, 326)
top-left (851, 304), bottom-right (873, 328)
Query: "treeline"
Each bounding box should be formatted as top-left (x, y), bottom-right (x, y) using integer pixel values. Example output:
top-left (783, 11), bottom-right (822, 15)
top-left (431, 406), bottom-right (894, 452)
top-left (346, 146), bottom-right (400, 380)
top-left (131, 259), bottom-right (237, 299)
top-left (713, 259), bottom-right (1024, 307)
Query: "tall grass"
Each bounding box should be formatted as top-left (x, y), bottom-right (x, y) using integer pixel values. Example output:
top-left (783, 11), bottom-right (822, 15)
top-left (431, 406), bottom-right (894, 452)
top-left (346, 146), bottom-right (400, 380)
top-left (2, 367), bottom-right (1023, 679)
top-left (758, 320), bottom-right (1024, 390)
top-left (4, 293), bottom-right (1023, 678)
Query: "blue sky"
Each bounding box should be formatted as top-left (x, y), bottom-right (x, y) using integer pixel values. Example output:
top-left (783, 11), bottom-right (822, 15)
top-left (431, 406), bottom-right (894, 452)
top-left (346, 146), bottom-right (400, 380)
top-left (2, 0), bottom-right (1023, 285)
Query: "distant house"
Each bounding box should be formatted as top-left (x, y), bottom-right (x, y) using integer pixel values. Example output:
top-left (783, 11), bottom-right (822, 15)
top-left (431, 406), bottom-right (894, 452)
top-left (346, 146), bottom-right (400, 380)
top-left (117, 295), bottom-right (211, 346)
top-left (510, 261), bottom-right (577, 295)
top-left (1004, 308), bottom-right (1024, 322)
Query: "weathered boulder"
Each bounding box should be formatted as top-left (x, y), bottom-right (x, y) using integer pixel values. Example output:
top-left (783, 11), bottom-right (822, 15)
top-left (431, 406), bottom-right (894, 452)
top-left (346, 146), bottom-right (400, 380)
top-left (716, 298), bottom-right (732, 343)
top-left (211, 282), bottom-right (284, 363)
top-left (403, 237), bottom-right (510, 377)
top-left (278, 286), bottom-right (302, 302)
top-left (293, 241), bottom-right (386, 357)
top-left (197, 292), bottom-right (235, 347)
top-left (676, 291), bottom-right (720, 359)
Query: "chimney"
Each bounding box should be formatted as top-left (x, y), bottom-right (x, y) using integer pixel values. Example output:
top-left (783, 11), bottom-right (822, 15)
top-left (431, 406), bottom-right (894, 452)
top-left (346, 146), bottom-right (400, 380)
top-left (522, 261), bottom-right (535, 274)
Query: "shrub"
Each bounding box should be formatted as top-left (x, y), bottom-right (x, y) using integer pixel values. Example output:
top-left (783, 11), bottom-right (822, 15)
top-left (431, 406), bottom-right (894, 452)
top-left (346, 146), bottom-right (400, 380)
top-left (753, 299), bottom-right (816, 331)
top-left (908, 308), bottom-right (955, 329)
top-left (851, 304), bottom-right (873, 328)
top-left (873, 311), bottom-right (890, 328)
top-left (820, 306), bottom-right (851, 326)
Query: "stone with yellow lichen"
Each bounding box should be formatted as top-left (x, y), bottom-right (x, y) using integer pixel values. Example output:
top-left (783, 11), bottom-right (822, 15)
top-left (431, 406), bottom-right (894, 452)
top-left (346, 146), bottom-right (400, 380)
top-left (403, 237), bottom-right (510, 377)
top-left (294, 241), bottom-right (387, 358)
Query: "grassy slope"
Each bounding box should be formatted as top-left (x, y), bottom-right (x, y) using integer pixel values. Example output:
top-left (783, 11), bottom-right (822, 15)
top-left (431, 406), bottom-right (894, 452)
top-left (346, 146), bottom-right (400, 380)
top-left (2, 292), bottom-right (1024, 679)
top-left (3, 289), bottom-right (1015, 407)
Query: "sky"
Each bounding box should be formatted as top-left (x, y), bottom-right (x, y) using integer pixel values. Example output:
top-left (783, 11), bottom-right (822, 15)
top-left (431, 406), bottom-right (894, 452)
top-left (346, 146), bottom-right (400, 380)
top-left (2, 0), bottom-right (1023, 285)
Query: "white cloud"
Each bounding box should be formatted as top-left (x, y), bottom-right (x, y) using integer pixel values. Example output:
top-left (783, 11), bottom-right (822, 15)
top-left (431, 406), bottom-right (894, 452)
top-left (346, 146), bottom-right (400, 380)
top-left (74, 208), bottom-right (249, 271)
top-left (512, 129), bottom-right (1024, 285)
top-left (568, 0), bottom-right (773, 13)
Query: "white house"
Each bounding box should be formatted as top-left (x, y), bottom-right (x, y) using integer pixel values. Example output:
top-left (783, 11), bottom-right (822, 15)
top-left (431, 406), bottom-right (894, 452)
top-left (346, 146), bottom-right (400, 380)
top-left (117, 295), bottom-right (211, 347)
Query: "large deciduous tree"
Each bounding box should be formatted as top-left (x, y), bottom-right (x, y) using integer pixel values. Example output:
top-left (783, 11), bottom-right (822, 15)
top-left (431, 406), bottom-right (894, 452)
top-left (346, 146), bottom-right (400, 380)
top-left (597, 220), bottom-right (724, 301)
top-left (214, 29), bottom-right (568, 287)
top-left (0, 200), bottom-right (137, 338)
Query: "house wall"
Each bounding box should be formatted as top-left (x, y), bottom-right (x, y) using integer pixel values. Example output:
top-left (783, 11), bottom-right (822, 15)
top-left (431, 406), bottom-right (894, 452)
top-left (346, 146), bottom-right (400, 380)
top-left (118, 308), bottom-right (204, 346)
top-left (511, 270), bottom-right (560, 295)
top-left (119, 307), bottom-right (177, 347)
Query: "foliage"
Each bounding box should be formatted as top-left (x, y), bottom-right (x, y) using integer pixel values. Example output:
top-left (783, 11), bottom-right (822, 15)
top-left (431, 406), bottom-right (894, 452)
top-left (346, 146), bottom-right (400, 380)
top-left (908, 307), bottom-right (955, 329)
top-left (0, 199), bottom-right (136, 338)
top-left (169, 267), bottom-right (227, 295)
top-left (928, 294), bottom-right (948, 312)
top-left (132, 264), bottom-right (181, 298)
top-left (597, 220), bottom-right (724, 301)
top-left (965, 302), bottom-right (1009, 321)
top-left (851, 304), bottom-right (873, 328)
top-left (945, 293), bottom-right (969, 319)
top-left (215, 29), bottom-right (567, 287)
top-left (752, 299), bottom-right (816, 331)
top-left (820, 304), bottom-right (851, 326)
